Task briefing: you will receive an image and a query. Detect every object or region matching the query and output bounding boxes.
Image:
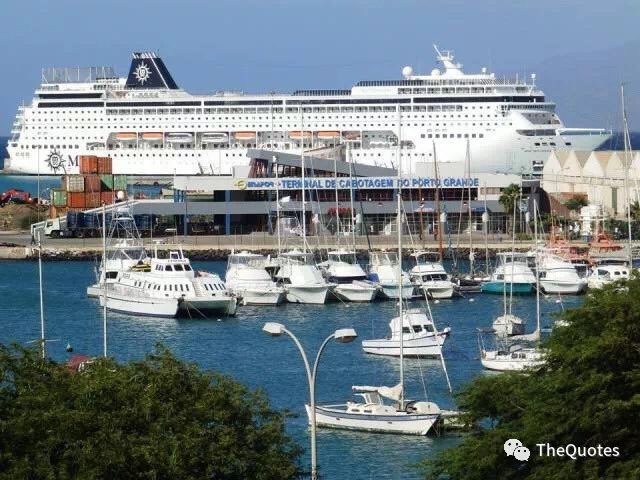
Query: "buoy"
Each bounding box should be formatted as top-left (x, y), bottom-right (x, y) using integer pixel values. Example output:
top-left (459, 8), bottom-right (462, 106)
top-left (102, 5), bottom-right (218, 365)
top-left (434, 299), bottom-right (440, 304)
top-left (469, 298), bottom-right (475, 302)
top-left (555, 299), bottom-right (561, 304)
top-left (65, 343), bottom-right (73, 353)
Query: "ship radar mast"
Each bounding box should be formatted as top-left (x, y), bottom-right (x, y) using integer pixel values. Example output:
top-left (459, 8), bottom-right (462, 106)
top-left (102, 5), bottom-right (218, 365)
top-left (433, 44), bottom-right (463, 76)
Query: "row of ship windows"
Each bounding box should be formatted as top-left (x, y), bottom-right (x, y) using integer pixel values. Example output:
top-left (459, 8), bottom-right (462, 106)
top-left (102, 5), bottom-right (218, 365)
top-left (134, 280), bottom-right (191, 292)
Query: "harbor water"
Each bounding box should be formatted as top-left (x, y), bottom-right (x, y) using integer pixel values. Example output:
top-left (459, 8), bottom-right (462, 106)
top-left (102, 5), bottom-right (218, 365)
top-left (0, 258), bottom-right (583, 479)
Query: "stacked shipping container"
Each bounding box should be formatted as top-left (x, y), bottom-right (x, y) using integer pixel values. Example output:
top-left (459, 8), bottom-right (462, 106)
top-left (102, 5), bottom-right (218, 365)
top-left (48, 155), bottom-right (127, 219)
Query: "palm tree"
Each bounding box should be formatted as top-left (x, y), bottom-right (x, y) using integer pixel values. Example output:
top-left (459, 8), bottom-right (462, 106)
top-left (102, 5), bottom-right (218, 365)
top-left (499, 183), bottom-right (521, 233)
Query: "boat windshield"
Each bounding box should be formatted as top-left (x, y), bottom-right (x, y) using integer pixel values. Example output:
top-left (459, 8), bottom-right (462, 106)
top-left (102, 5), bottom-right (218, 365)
top-left (413, 252), bottom-right (440, 264)
top-left (230, 254), bottom-right (266, 268)
top-left (371, 252), bottom-right (398, 265)
top-left (329, 252), bottom-right (357, 264)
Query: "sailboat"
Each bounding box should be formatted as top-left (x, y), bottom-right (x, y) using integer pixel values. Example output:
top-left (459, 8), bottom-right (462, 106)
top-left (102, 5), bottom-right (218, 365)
top-left (308, 114), bottom-right (442, 435)
top-left (479, 200), bottom-right (545, 372)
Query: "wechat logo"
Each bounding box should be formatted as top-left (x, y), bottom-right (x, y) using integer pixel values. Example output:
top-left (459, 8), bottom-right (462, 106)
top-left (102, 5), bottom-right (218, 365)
top-left (504, 439), bottom-right (530, 462)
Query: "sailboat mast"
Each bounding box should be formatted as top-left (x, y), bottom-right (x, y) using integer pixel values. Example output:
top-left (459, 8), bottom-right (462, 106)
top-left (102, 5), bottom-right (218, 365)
top-left (102, 204), bottom-right (107, 358)
top-left (274, 155), bottom-right (281, 255)
top-left (534, 199), bottom-right (541, 339)
top-left (466, 139), bottom-right (474, 273)
top-left (37, 231), bottom-right (45, 359)
top-left (621, 83), bottom-right (633, 266)
top-left (348, 145), bottom-right (356, 249)
top-left (334, 153), bottom-right (340, 240)
top-left (484, 183), bottom-right (489, 277)
top-left (433, 142), bottom-right (444, 262)
top-left (397, 109), bottom-right (405, 409)
top-left (300, 110), bottom-right (307, 253)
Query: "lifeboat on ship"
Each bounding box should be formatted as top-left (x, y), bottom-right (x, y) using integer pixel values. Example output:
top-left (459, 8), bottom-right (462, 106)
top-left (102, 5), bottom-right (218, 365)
top-left (342, 131), bottom-right (361, 141)
top-left (166, 132), bottom-right (194, 143)
top-left (234, 131), bottom-right (256, 141)
top-left (115, 132), bottom-right (137, 141)
top-left (317, 131), bottom-right (340, 140)
top-left (142, 132), bottom-right (163, 141)
top-left (289, 131), bottom-right (312, 140)
top-left (201, 132), bottom-right (229, 143)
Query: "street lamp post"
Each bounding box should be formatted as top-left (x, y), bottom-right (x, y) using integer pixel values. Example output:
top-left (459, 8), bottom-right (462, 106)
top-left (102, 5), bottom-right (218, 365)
top-left (262, 322), bottom-right (357, 480)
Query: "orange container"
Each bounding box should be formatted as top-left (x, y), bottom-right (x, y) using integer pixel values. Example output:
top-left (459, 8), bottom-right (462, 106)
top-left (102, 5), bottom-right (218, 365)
top-left (101, 191), bottom-right (115, 205)
top-left (79, 155), bottom-right (99, 174)
top-left (67, 191), bottom-right (86, 208)
top-left (85, 192), bottom-right (101, 208)
top-left (97, 156), bottom-right (112, 174)
top-left (84, 174), bottom-right (101, 192)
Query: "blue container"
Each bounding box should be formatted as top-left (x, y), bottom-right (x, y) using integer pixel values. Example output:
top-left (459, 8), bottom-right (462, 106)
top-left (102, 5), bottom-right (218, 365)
top-left (83, 212), bottom-right (99, 229)
top-left (66, 211), bottom-right (85, 229)
top-left (134, 214), bottom-right (152, 231)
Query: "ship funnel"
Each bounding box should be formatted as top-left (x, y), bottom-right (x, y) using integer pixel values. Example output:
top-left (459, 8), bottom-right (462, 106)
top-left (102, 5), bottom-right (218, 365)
top-left (125, 52), bottom-right (179, 90)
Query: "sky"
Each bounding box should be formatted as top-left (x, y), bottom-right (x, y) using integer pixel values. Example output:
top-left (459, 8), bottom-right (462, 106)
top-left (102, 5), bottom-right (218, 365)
top-left (1, 0), bottom-right (639, 133)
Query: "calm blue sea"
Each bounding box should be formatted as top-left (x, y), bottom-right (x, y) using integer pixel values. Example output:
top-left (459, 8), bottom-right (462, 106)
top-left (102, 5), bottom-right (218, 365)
top-left (0, 258), bottom-right (584, 479)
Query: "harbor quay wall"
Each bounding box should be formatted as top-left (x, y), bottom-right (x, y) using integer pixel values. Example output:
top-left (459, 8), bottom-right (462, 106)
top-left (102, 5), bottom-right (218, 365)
top-left (1, 233), bottom-right (566, 261)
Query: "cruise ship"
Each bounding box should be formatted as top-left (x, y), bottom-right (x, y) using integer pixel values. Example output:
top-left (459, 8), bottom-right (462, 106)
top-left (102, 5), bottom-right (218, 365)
top-left (4, 46), bottom-right (610, 176)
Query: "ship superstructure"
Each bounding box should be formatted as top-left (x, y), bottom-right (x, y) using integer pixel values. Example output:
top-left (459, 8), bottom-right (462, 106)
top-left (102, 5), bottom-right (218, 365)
top-left (5, 47), bottom-right (610, 176)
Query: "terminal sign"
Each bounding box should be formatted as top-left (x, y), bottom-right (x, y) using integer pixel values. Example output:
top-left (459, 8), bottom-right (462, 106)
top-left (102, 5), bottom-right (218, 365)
top-left (240, 176), bottom-right (480, 190)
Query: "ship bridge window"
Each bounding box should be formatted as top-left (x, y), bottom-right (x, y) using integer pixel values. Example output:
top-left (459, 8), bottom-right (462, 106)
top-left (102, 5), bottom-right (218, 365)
top-left (402, 327), bottom-right (411, 334)
top-left (165, 265), bottom-right (173, 271)
top-left (174, 264), bottom-right (184, 271)
top-left (412, 325), bottom-right (423, 333)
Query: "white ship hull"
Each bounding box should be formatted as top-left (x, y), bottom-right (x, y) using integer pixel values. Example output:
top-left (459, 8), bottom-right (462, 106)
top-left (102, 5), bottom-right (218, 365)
top-left (379, 283), bottom-right (416, 300)
top-left (179, 296), bottom-right (238, 316)
top-left (4, 132), bottom-right (610, 176)
top-left (306, 404), bottom-right (439, 435)
top-left (234, 288), bottom-right (285, 306)
top-left (419, 283), bottom-right (454, 299)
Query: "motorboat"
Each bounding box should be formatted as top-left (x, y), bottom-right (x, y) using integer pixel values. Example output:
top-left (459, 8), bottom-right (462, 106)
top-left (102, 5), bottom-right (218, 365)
top-left (362, 308), bottom-right (450, 357)
top-left (481, 253), bottom-right (536, 294)
top-left (367, 251), bottom-right (415, 299)
top-left (587, 261), bottom-right (630, 289)
top-left (225, 251), bottom-right (286, 305)
top-left (98, 245), bottom-right (237, 317)
top-left (537, 253), bottom-right (588, 294)
top-left (319, 249), bottom-right (379, 302)
top-left (408, 251), bottom-right (455, 299)
top-left (273, 249), bottom-right (331, 304)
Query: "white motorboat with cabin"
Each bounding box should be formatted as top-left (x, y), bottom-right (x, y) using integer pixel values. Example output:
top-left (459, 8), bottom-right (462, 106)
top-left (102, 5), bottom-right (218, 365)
top-left (225, 251), bottom-right (286, 305)
top-left (367, 251), bottom-right (415, 299)
top-left (95, 244), bottom-right (237, 317)
top-left (409, 251), bottom-right (455, 299)
top-left (481, 252), bottom-right (536, 294)
top-left (536, 252), bottom-right (587, 294)
top-left (273, 249), bottom-right (331, 304)
top-left (478, 341), bottom-right (545, 372)
top-left (319, 249), bottom-right (379, 302)
top-left (362, 308), bottom-right (450, 357)
top-left (587, 261), bottom-right (630, 289)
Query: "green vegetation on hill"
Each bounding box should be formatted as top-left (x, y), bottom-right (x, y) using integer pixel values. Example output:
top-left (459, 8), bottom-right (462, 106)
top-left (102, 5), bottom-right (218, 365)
top-left (0, 345), bottom-right (302, 479)
top-left (421, 277), bottom-right (640, 480)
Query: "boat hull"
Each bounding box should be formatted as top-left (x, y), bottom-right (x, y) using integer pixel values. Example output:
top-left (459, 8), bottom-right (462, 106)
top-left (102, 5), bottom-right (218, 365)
top-left (98, 292), bottom-right (179, 318)
top-left (179, 297), bottom-right (238, 316)
top-left (362, 332), bottom-right (448, 357)
top-left (540, 280), bottom-right (587, 294)
top-left (481, 282), bottom-right (533, 294)
top-left (419, 284), bottom-right (454, 299)
top-left (236, 288), bottom-right (285, 306)
top-left (306, 405), bottom-right (439, 435)
top-left (285, 285), bottom-right (329, 304)
top-left (379, 283), bottom-right (416, 300)
top-left (331, 283), bottom-right (378, 302)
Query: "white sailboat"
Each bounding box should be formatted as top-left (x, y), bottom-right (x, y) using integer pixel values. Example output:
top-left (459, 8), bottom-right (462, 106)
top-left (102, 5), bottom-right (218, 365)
top-left (308, 112), bottom-right (442, 435)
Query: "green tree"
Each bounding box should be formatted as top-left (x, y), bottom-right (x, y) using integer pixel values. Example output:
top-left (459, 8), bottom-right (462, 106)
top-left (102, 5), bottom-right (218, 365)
top-left (630, 200), bottom-right (640, 222)
top-left (421, 276), bottom-right (640, 480)
top-left (0, 345), bottom-right (302, 480)
top-left (564, 195), bottom-right (588, 212)
top-left (499, 184), bottom-right (521, 232)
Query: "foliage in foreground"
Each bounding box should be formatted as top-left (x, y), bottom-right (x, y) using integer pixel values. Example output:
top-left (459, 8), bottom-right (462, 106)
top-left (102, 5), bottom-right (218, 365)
top-left (0, 345), bottom-right (302, 479)
top-left (422, 277), bottom-right (640, 480)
